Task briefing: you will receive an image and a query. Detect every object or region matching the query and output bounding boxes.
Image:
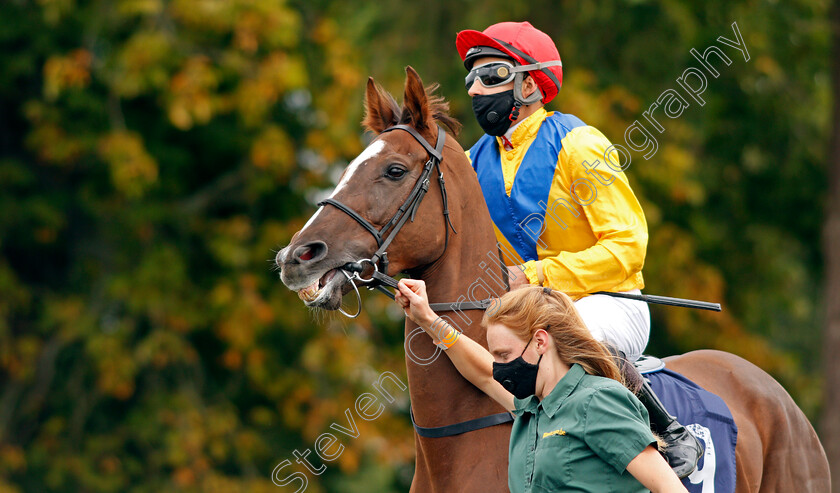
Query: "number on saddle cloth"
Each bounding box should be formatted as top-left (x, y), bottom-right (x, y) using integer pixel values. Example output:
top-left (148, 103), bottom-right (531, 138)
top-left (639, 356), bottom-right (738, 493)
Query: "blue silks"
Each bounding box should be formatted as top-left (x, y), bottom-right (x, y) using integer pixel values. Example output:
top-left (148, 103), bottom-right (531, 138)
top-left (647, 368), bottom-right (738, 493)
top-left (470, 113), bottom-right (586, 262)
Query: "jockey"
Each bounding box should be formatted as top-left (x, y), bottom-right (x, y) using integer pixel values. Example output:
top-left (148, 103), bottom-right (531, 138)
top-left (456, 21), bottom-right (703, 477)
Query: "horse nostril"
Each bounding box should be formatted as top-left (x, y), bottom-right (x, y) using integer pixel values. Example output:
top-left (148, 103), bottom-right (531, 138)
top-left (293, 241), bottom-right (327, 263)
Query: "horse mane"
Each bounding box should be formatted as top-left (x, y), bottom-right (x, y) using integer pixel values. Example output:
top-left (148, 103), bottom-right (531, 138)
top-left (363, 80), bottom-right (462, 137)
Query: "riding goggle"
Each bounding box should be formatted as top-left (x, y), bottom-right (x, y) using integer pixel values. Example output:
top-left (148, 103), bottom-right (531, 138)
top-left (464, 62), bottom-right (517, 90)
top-left (464, 60), bottom-right (564, 90)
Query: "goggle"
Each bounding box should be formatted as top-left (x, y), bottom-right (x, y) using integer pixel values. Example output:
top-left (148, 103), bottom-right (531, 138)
top-left (464, 62), bottom-right (517, 90)
top-left (464, 59), bottom-right (564, 91)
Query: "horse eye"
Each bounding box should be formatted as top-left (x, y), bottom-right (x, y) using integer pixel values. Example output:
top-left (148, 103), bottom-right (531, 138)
top-left (385, 165), bottom-right (407, 180)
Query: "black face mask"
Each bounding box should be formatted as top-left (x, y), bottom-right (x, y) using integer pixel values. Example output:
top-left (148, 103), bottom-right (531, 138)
top-left (472, 90), bottom-right (518, 136)
top-left (493, 337), bottom-right (543, 399)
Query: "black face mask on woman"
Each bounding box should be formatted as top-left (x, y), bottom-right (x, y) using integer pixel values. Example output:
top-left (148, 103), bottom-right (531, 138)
top-left (492, 337), bottom-right (543, 399)
top-left (472, 90), bottom-right (519, 136)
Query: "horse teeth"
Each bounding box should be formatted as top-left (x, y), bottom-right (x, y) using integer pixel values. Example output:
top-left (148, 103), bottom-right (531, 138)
top-left (298, 281), bottom-right (320, 302)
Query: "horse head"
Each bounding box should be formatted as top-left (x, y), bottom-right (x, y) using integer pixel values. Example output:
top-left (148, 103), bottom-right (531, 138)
top-left (277, 67), bottom-right (462, 311)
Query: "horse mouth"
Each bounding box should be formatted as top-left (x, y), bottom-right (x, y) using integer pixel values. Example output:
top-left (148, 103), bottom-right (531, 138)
top-left (297, 268), bottom-right (347, 309)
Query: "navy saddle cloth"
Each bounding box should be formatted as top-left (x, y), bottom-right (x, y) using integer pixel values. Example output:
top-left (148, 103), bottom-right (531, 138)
top-left (635, 355), bottom-right (738, 493)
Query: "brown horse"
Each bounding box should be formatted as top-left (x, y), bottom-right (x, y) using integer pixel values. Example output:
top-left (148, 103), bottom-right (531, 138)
top-left (277, 67), bottom-right (830, 492)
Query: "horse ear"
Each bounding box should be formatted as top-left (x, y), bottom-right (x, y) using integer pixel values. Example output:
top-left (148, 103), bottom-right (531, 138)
top-left (402, 66), bottom-right (430, 131)
top-left (363, 77), bottom-right (399, 134)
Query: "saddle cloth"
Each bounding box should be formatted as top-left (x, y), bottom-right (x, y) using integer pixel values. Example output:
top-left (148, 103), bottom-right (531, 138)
top-left (636, 356), bottom-right (738, 493)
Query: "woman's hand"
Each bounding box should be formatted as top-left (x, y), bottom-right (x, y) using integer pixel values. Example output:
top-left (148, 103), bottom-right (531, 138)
top-left (507, 266), bottom-right (530, 290)
top-left (395, 279), bottom-right (437, 329)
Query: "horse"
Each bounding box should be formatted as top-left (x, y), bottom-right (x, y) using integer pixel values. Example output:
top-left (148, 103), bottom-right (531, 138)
top-left (277, 66), bottom-right (830, 492)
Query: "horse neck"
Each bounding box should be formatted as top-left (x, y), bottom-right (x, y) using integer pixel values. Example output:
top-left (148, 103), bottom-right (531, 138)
top-left (421, 145), bottom-right (504, 308)
top-left (405, 143), bottom-right (507, 415)
top-left (420, 208), bottom-right (503, 314)
top-left (404, 143), bottom-right (512, 490)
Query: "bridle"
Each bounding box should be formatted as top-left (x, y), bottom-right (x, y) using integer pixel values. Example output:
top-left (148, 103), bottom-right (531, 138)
top-left (318, 124), bottom-right (498, 316)
top-left (319, 124), bottom-right (454, 280)
top-left (317, 123), bottom-right (514, 437)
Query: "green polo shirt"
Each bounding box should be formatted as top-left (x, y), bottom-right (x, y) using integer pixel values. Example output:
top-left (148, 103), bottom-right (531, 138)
top-left (508, 363), bottom-right (656, 493)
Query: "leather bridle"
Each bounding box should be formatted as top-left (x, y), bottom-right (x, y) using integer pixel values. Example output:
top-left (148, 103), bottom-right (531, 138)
top-left (318, 124), bottom-right (455, 278)
top-left (317, 123), bottom-right (514, 437)
top-left (319, 124), bottom-right (501, 313)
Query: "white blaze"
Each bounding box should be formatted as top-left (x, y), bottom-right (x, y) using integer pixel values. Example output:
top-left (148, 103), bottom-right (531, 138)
top-left (299, 139), bottom-right (386, 235)
top-left (331, 139), bottom-right (386, 196)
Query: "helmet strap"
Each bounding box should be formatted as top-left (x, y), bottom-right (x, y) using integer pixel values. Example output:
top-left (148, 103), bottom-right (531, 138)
top-left (513, 72), bottom-right (543, 107)
top-left (510, 100), bottom-right (521, 122)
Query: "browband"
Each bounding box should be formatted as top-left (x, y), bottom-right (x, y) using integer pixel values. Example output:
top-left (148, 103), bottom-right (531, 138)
top-left (381, 124), bottom-right (445, 162)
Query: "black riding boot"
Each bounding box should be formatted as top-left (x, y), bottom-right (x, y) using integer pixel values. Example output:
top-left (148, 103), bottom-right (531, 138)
top-left (637, 379), bottom-right (704, 478)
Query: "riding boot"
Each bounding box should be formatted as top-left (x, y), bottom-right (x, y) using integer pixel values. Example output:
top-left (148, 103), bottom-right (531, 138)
top-left (637, 379), bottom-right (704, 479)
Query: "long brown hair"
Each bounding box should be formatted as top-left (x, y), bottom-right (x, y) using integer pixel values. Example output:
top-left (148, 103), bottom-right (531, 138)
top-left (482, 286), bottom-right (623, 384)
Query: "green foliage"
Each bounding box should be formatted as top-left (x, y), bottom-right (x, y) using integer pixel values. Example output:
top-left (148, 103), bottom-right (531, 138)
top-left (0, 0), bottom-right (831, 491)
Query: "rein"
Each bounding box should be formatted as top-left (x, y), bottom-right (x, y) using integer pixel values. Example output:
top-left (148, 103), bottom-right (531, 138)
top-left (319, 123), bottom-right (513, 438)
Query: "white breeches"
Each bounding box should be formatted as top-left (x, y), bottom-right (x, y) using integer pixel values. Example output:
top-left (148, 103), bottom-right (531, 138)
top-left (574, 289), bottom-right (650, 362)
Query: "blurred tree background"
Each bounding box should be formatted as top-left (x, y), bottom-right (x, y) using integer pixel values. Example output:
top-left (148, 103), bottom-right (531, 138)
top-left (0, 0), bottom-right (835, 491)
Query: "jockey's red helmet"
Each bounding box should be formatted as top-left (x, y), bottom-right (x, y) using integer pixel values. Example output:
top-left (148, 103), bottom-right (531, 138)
top-left (456, 21), bottom-right (563, 104)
